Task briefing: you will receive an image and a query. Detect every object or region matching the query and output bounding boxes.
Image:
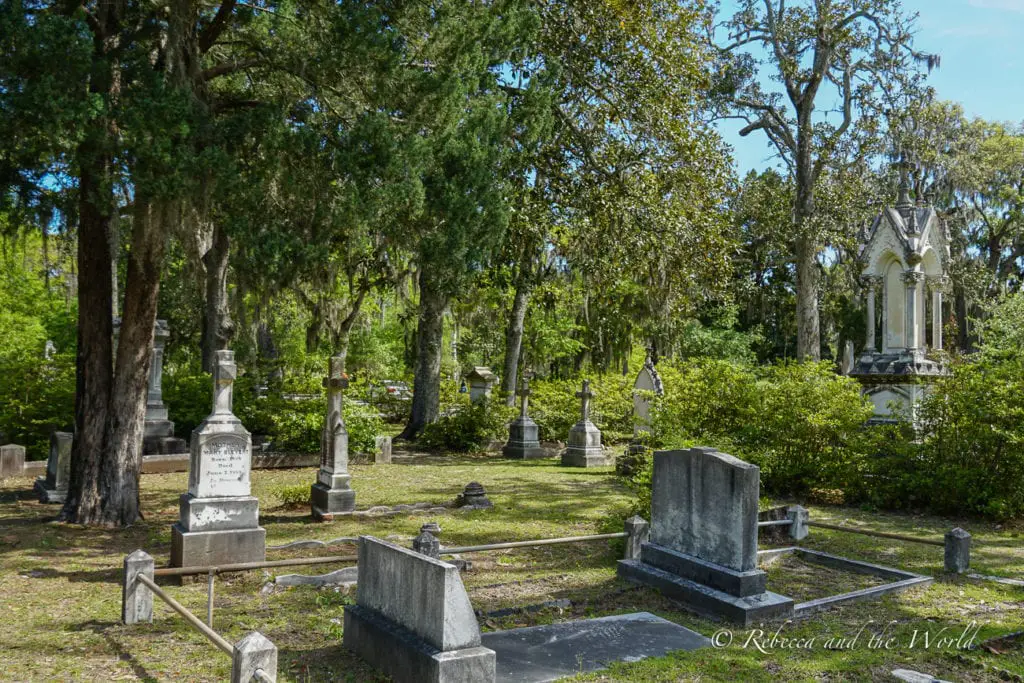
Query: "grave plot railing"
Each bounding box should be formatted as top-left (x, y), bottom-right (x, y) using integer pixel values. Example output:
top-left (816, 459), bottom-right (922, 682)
top-left (440, 531), bottom-right (628, 555)
top-left (803, 520), bottom-right (970, 573)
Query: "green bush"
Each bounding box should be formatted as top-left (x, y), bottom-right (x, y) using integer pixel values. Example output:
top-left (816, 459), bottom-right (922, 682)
top-left (419, 398), bottom-right (515, 452)
top-left (528, 374), bottom-right (633, 442)
top-left (0, 351), bottom-right (75, 460)
top-left (275, 483), bottom-right (311, 508)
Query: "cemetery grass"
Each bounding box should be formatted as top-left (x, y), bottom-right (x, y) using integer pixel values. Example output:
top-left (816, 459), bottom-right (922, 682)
top-left (0, 456), bottom-right (1019, 682)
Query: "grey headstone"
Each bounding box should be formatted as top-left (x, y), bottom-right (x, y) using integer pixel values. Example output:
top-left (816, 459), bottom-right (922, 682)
top-left (0, 444), bottom-right (26, 477)
top-left (355, 536), bottom-right (480, 651)
top-left (650, 447), bottom-right (759, 571)
top-left (482, 612), bottom-right (708, 683)
top-left (231, 631), bottom-right (277, 683)
top-left (35, 432), bottom-right (72, 503)
top-left (374, 435), bottom-right (392, 464)
top-left (122, 550), bottom-right (154, 625)
top-left (944, 528), bottom-right (970, 574)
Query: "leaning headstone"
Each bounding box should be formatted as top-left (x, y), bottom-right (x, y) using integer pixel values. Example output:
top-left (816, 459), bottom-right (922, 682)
top-left (0, 444), bottom-right (26, 477)
top-left (502, 377), bottom-right (545, 459)
top-left (311, 357), bottom-right (356, 520)
top-left (561, 380), bottom-right (610, 467)
top-left (374, 435), bottom-right (392, 464)
top-left (35, 432), bottom-right (72, 503)
top-left (344, 536), bottom-right (496, 683)
top-left (171, 350), bottom-right (265, 568)
top-left (143, 320), bottom-right (187, 455)
top-left (618, 447), bottom-right (794, 625)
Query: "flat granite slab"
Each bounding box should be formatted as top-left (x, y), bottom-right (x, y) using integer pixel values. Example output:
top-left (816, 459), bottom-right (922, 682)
top-left (481, 612), bottom-right (709, 683)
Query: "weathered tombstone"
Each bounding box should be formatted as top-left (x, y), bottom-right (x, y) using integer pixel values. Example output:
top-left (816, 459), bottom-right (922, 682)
top-left (502, 377), bottom-right (545, 460)
top-left (561, 380), bottom-right (610, 467)
top-left (944, 528), bottom-right (970, 574)
top-left (374, 435), bottom-right (392, 464)
top-left (464, 366), bottom-right (498, 404)
top-left (311, 356), bottom-right (356, 520)
top-left (171, 350), bottom-right (265, 568)
top-left (618, 447), bottom-right (794, 625)
top-left (43, 340), bottom-right (56, 359)
top-left (143, 320), bottom-right (187, 455)
top-left (632, 352), bottom-right (663, 437)
top-left (344, 536), bottom-right (496, 682)
top-left (35, 432), bottom-right (72, 503)
top-left (0, 444), bottom-right (26, 477)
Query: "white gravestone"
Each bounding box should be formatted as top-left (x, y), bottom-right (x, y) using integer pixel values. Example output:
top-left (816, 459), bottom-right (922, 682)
top-left (632, 353), bottom-right (663, 437)
top-left (172, 350), bottom-right (265, 568)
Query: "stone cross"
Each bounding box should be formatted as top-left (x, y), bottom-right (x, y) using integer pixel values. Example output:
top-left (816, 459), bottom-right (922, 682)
top-left (576, 380), bottom-right (593, 423)
top-left (213, 350), bottom-right (238, 417)
top-left (517, 377), bottom-right (531, 419)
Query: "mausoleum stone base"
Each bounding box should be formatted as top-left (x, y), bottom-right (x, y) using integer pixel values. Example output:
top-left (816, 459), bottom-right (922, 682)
top-left (502, 419), bottom-right (546, 460)
top-left (170, 523), bottom-right (266, 568)
top-left (344, 604), bottom-right (496, 683)
top-left (502, 443), bottom-right (547, 460)
top-left (179, 494), bottom-right (260, 532)
top-left (561, 447), bottom-right (611, 468)
top-left (640, 543), bottom-right (767, 597)
top-left (311, 483), bottom-right (356, 520)
top-left (618, 559), bottom-right (794, 626)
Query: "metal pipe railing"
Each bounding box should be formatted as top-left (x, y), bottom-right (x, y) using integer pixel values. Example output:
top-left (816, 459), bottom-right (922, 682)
top-left (758, 519), bottom-right (793, 527)
top-left (153, 554), bottom-right (358, 578)
top-left (136, 573), bottom-right (233, 655)
top-left (441, 531), bottom-right (628, 555)
top-left (807, 521), bottom-right (944, 547)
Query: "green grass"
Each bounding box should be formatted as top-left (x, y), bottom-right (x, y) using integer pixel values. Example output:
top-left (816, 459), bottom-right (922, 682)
top-left (0, 455), bottom-right (1021, 682)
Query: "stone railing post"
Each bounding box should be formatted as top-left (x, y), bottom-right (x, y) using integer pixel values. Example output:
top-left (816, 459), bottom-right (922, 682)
top-left (122, 550), bottom-right (154, 625)
top-left (786, 506), bottom-right (809, 541)
top-left (412, 529), bottom-right (441, 559)
top-left (944, 528), bottom-right (970, 574)
top-left (232, 631), bottom-right (278, 683)
top-left (623, 515), bottom-right (650, 560)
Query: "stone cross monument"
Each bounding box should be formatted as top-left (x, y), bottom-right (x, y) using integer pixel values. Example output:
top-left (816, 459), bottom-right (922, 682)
top-left (502, 377), bottom-right (545, 460)
top-left (311, 356), bottom-right (357, 520)
top-left (561, 380), bottom-right (609, 467)
top-left (142, 320), bottom-right (187, 456)
top-left (171, 350), bottom-right (265, 568)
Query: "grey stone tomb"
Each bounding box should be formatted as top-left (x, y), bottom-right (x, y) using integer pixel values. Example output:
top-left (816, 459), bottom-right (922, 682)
top-left (0, 443), bottom-right (26, 477)
top-left (502, 377), bottom-right (545, 460)
top-left (311, 356), bottom-right (356, 520)
top-left (465, 366), bottom-right (498, 404)
top-left (35, 431), bottom-right (72, 504)
top-left (618, 447), bottom-right (794, 625)
top-left (561, 380), bottom-right (609, 467)
top-left (344, 536), bottom-right (496, 683)
top-left (143, 320), bottom-right (187, 455)
top-left (171, 350), bottom-right (266, 568)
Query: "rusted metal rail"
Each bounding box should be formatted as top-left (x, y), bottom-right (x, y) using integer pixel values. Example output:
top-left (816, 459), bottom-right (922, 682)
top-left (441, 531), bottom-right (628, 555)
top-left (807, 521), bottom-right (944, 547)
top-left (153, 554), bottom-right (358, 578)
top-left (136, 573), bottom-right (233, 655)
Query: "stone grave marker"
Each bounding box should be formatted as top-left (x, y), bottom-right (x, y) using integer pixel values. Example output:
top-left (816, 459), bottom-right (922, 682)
top-left (561, 380), bottom-right (610, 467)
top-left (143, 320), bottom-right (187, 456)
top-left (465, 366), bottom-right (498, 404)
top-left (171, 350), bottom-right (265, 567)
top-left (374, 435), bottom-right (392, 464)
top-left (344, 536), bottom-right (496, 682)
top-left (618, 447), bottom-right (794, 625)
top-left (632, 351), bottom-right (663, 437)
top-left (502, 377), bottom-right (545, 460)
top-left (35, 432), bottom-right (72, 503)
top-left (0, 444), bottom-right (25, 477)
top-left (311, 356), bottom-right (356, 520)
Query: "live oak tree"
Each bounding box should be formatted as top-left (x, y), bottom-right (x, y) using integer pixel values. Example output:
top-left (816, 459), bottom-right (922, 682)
top-left (713, 0), bottom-right (935, 360)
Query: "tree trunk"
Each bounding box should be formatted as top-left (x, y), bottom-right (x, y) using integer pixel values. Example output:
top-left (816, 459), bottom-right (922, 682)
top-left (201, 222), bottom-right (233, 372)
top-left (500, 275), bottom-right (531, 406)
top-left (399, 265), bottom-right (447, 440)
top-left (793, 128), bottom-right (820, 361)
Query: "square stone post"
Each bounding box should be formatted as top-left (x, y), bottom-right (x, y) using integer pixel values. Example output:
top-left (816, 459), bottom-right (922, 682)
top-left (929, 276), bottom-right (948, 352)
top-left (232, 631), bottom-right (278, 683)
top-left (786, 505), bottom-right (809, 541)
top-left (122, 550), bottom-right (154, 625)
top-left (902, 272), bottom-right (924, 353)
top-left (944, 528), bottom-right (970, 574)
top-left (623, 516), bottom-right (649, 560)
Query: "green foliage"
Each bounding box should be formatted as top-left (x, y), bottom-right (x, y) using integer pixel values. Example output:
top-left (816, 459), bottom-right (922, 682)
top-left (274, 484), bottom-right (310, 509)
top-left (419, 398), bottom-right (515, 452)
top-left (162, 369), bottom-right (212, 438)
top-left (527, 374), bottom-right (633, 443)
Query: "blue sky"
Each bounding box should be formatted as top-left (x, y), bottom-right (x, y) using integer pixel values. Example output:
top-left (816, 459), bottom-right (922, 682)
top-left (717, 0), bottom-right (1024, 175)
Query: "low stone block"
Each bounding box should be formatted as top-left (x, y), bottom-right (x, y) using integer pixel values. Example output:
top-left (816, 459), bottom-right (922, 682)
top-left (344, 604), bottom-right (495, 683)
top-left (640, 542), bottom-right (767, 597)
top-left (178, 494), bottom-right (260, 532)
top-left (786, 505), bottom-right (809, 541)
top-left (560, 448), bottom-right (612, 468)
top-left (374, 436), bottom-right (392, 464)
top-left (170, 524), bottom-right (266, 568)
top-left (618, 559), bottom-right (794, 626)
top-left (944, 528), bottom-right (970, 574)
top-left (0, 444), bottom-right (25, 477)
top-left (311, 482), bottom-right (356, 519)
top-left (624, 516), bottom-right (649, 560)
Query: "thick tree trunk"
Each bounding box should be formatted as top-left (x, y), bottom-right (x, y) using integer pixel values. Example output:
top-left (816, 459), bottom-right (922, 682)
top-left (794, 233), bottom-right (820, 361)
top-left (500, 276), bottom-right (531, 406)
top-left (399, 266), bottom-right (447, 440)
top-left (201, 222), bottom-right (233, 373)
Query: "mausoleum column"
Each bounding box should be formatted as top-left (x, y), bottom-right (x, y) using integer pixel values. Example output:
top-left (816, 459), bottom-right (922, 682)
top-left (929, 276), bottom-right (949, 351)
top-left (861, 277), bottom-right (879, 352)
top-left (902, 271), bottom-right (924, 353)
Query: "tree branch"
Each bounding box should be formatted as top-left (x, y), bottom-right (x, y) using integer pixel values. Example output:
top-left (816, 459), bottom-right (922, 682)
top-left (198, 0), bottom-right (236, 54)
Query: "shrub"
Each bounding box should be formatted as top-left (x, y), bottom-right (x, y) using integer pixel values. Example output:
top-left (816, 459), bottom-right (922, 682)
top-left (419, 398), bottom-right (515, 452)
top-left (274, 483), bottom-right (310, 508)
top-left (528, 374), bottom-right (633, 442)
top-left (0, 351), bottom-right (75, 460)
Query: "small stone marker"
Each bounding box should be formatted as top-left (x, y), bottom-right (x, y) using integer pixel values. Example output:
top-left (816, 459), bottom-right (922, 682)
top-left (231, 631), bottom-right (278, 683)
top-left (311, 356), bottom-right (356, 520)
top-left (122, 550), bottom-right (155, 625)
top-left (944, 528), bottom-right (970, 574)
top-left (374, 435), bottom-right (392, 464)
top-left (618, 447), bottom-right (794, 625)
top-left (454, 481), bottom-right (493, 509)
top-left (561, 380), bottom-right (610, 467)
top-left (502, 377), bottom-right (546, 460)
top-left (623, 515), bottom-right (650, 560)
top-left (0, 444), bottom-right (26, 477)
top-left (787, 505), bottom-right (809, 541)
top-left (35, 431), bottom-right (72, 503)
top-left (344, 536), bottom-right (496, 682)
top-left (412, 528), bottom-right (441, 559)
top-left (171, 350), bottom-right (265, 568)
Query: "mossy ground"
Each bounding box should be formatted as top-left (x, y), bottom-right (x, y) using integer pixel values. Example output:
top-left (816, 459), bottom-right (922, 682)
top-left (0, 454), bottom-right (1021, 682)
